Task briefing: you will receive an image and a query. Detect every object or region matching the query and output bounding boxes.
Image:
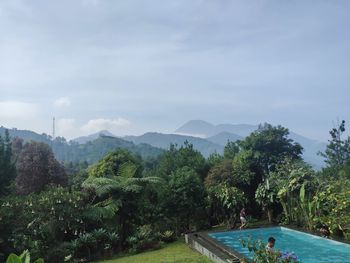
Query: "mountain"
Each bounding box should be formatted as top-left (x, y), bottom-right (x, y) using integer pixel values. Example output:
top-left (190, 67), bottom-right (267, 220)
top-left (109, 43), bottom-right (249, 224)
top-left (175, 120), bottom-right (327, 168)
top-left (73, 130), bottom-right (116, 144)
top-left (54, 135), bottom-right (164, 163)
top-left (0, 127), bottom-right (163, 163)
top-left (175, 120), bottom-right (257, 137)
top-left (124, 132), bottom-right (224, 157)
top-left (207, 132), bottom-right (242, 145)
top-left (0, 126), bottom-right (51, 144)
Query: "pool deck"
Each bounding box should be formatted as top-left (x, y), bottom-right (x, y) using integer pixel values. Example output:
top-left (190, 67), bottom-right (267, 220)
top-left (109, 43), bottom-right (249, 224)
top-left (185, 231), bottom-right (243, 263)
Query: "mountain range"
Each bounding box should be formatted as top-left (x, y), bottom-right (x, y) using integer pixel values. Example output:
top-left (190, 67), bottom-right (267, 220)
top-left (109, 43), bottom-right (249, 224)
top-left (0, 120), bottom-right (327, 168)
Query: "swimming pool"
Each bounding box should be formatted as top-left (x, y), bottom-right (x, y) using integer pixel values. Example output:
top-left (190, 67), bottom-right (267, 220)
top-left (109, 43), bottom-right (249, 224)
top-left (209, 227), bottom-right (350, 263)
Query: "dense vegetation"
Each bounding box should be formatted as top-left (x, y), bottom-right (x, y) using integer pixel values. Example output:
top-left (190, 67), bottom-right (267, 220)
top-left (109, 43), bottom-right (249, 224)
top-left (0, 121), bottom-right (349, 262)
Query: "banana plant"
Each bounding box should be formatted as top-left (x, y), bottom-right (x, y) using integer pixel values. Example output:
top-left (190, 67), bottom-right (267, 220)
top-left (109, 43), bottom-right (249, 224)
top-left (6, 250), bottom-right (44, 263)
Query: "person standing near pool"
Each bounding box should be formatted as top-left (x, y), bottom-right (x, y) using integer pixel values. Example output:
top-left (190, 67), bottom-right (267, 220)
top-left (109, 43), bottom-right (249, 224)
top-left (239, 208), bottom-right (247, 230)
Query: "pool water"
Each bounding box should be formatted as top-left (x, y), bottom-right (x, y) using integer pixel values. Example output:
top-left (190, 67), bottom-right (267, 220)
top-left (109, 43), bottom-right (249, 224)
top-left (209, 227), bottom-right (350, 263)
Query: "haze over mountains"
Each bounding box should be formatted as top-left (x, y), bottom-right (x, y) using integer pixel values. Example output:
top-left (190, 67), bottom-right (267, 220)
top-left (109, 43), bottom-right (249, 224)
top-left (0, 120), bottom-right (327, 168)
top-left (75, 120), bottom-right (327, 168)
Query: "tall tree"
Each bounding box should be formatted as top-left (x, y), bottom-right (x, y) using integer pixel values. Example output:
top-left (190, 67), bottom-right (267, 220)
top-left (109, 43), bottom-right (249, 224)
top-left (239, 123), bottom-right (303, 179)
top-left (239, 123), bottom-right (303, 222)
top-left (83, 149), bottom-right (159, 247)
top-left (166, 166), bottom-right (207, 234)
top-left (0, 130), bottom-right (16, 196)
top-left (156, 141), bottom-right (208, 180)
top-left (15, 141), bottom-right (67, 194)
top-left (320, 120), bottom-right (350, 177)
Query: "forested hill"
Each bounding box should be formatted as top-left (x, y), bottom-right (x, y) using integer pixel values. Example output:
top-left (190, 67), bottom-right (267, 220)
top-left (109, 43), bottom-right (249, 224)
top-left (0, 127), bottom-right (164, 163)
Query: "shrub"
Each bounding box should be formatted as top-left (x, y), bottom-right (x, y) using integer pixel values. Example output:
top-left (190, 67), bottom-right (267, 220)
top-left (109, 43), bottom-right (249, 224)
top-left (127, 225), bottom-right (161, 253)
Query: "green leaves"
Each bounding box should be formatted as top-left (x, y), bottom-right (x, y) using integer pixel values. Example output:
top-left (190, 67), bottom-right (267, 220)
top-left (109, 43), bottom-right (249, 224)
top-left (5, 251), bottom-right (44, 263)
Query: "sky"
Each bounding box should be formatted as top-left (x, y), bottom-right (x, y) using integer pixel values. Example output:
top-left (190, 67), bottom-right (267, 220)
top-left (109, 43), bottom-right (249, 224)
top-left (0, 0), bottom-right (349, 141)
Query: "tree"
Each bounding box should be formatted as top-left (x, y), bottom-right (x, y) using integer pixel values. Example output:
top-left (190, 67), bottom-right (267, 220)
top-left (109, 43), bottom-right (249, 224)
top-left (239, 123), bottom-right (303, 222)
top-left (224, 141), bottom-right (240, 160)
top-left (240, 123), bottom-right (303, 178)
top-left (156, 142), bottom-right (208, 180)
top-left (15, 141), bottom-right (67, 195)
top-left (166, 167), bottom-right (207, 234)
top-left (83, 150), bottom-right (160, 247)
top-left (205, 157), bottom-right (252, 226)
top-left (0, 130), bottom-right (16, 196)
top-left (320, 120), bottom-right (350, 178)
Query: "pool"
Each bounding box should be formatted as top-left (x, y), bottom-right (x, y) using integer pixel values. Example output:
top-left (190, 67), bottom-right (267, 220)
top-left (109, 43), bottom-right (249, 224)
top-left (209, 227), bottom-right (350, 263)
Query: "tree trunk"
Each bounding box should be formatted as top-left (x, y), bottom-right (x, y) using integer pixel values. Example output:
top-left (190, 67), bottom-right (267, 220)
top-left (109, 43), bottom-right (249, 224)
top-left (267, 208), bottom-right (273, 223)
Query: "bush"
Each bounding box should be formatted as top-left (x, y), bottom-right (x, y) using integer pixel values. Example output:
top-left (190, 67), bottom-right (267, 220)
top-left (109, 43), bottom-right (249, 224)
top-left (160, 230), bottom-right (176, 243)
top-left (0, 187), bottom-right (94, 261)
top-left (127, 225), bottom-right (161, 253)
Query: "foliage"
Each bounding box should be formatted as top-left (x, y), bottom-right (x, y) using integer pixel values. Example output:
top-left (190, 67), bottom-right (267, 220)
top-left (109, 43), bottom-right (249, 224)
top-left (0, 187), bottom-right (93, 262)
top-left (320, 120), bottom-right (350, 178)
top-left (160, 230), bottom-right (176, 243)
top-left (71, 228), bottom-right (119, 261)
top-left (166, 166), bottom-right (207, 234)
top-left (239, 123), bottom-right (303, 177)
top-left (83, 149), bottom-right (161, 247)
top-left (126, 225), bottom-right (161, 253)
top-left (0, 130), bottom-right (16, 196)
top-left (224, 141), bottom-right (240, 160)
top-left (312, 180), bottom-right (350, 240)
top-left (15, 141), bottom-right (67, 195)
top-left (206, 152), bottom-right (224, 167)
top-left (156, 142), bottom-right (208, 180)
top-left (6, 250), bottom-right (43, 263)
top-left (241, 237), bottom-right (299, 263)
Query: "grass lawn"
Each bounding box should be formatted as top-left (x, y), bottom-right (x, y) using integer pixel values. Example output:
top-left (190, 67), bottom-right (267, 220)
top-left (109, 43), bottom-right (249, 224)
top-left (96, 239), bottom-right (212, 263)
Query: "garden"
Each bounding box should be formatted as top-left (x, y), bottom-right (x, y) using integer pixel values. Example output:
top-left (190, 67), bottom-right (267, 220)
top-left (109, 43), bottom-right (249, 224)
top-left (0, 121), bottom-right (350, 262)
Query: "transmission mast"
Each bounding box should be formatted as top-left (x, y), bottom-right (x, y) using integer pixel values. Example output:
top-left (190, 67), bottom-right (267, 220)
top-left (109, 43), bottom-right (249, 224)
top-left (52, 117), bottom-right (56, 140)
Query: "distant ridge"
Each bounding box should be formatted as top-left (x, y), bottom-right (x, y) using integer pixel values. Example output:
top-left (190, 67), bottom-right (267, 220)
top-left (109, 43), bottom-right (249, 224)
top-left (175, 120), bottom-right (257, 137)
top-left (175, 120), bottom-right (326, 168)
top-left (124, 132), bottom-right (223, 158)
top-left (73, 130), bottom-right (116, 144)
top-left (207, 132), bottom-right (242, 146)
top-left (0, 127), bottom-right (163, 163)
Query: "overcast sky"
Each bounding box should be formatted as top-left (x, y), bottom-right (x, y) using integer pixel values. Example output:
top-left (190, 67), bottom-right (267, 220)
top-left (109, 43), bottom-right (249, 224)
top-left (0, 0), bottom-right (349, 140)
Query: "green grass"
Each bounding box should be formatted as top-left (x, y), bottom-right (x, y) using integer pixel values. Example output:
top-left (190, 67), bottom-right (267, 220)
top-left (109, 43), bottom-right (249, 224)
top-left (96, 239), bottom-right (212, 263)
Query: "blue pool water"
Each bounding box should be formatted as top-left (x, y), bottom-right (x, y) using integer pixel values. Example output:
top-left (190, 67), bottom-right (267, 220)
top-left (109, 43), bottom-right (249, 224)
top-left (209, 227), bottom-right (350, 263)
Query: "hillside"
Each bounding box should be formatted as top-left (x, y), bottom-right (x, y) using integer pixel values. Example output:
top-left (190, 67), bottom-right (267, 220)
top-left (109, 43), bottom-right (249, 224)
top-left (73, 130), bottom-right (115, 144)
top-left (207, 132), bottom-right (242, 145)
top-left (124, 132), bottom-right (224, 157)
top-left (0, 127), bottom-right (164, 163)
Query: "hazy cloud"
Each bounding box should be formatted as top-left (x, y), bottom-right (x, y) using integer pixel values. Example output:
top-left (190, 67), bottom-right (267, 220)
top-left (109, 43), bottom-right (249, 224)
top-left (80, 118), bottom-right (131, 135)
top-left (54, 97), bottom-right (71, 108)
top-left (0, 101), bottom-right (38, 119)
top-left (56, 118), bottom-right (76, 138)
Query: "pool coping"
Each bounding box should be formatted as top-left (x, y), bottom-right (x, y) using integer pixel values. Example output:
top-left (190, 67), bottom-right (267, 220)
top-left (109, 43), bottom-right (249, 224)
top-left (187, 225), bottom-right (350, 262)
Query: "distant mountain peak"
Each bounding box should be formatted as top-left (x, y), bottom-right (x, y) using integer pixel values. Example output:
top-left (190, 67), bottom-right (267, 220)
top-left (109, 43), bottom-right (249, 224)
top-left (73, 130), bottom-right (116, 144)
top-left (175, 120), bottom-right (256, 138)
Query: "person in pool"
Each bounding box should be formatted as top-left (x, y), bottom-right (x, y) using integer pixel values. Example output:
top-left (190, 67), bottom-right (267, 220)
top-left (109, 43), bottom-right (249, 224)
top-left (320, 224), bottom-right (330, 238)
top-left (239, 208), bottom-right (247, 230)
top-left (266, 236), bottom-right (276, 253)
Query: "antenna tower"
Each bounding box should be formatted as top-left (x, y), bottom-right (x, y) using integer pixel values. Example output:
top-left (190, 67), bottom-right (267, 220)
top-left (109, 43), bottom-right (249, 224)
top-left (52, 117), bottom-right (56, 140)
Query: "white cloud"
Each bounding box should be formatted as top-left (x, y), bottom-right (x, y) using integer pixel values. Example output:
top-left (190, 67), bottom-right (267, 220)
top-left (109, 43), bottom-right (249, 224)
top-left (80, 118), bottom-right (131, 135)
top-left (0, 101), bottom-right (38, 119)
top-left (54, 97), bottom-right (71, 108)
top-left (56, 118), bottom-right (76, 137)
